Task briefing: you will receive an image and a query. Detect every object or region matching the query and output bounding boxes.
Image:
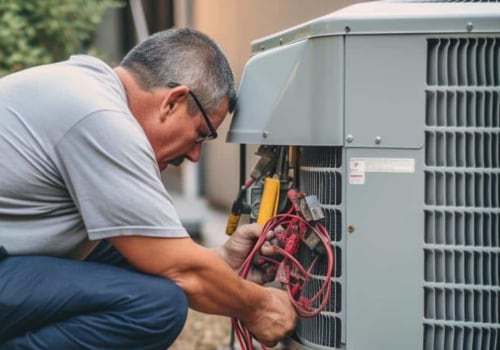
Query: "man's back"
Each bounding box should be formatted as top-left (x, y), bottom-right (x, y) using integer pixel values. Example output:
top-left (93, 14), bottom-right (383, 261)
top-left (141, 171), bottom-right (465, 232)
top-left (0, 55), bottom-right (134, 258)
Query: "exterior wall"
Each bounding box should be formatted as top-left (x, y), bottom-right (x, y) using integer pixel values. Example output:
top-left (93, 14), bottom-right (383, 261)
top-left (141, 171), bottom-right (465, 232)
top-left (189, 0), bottom-right (365, 208)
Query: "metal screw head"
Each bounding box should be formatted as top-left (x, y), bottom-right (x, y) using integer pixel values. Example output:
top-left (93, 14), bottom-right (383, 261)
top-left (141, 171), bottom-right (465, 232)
top-left (348, 225), bottom-right (355, 234)
top-left (375, 136), bottom-right (382, 144)
top-left (466, 22), bottom-right (473, 32)
top-left (345, 26), bottom-right (351, 33)
top-left (262, 130), bottom-right (268, 138)
top-left (346, 134), bottom-right (354, 143)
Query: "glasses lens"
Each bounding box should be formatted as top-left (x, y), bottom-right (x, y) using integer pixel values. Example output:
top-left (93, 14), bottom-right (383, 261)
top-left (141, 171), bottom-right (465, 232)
top-left (194, 133), bottom-right (215, 144)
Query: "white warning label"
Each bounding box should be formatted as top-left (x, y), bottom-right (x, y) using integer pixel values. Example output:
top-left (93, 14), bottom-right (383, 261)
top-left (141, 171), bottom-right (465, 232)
top-left (350, 158), bottom-right (415, 173)
top-left (349, 170), bottom-right (365, 185)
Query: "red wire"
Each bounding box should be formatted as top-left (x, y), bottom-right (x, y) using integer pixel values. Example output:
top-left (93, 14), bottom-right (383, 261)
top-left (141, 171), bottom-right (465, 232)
top-left (232, 205), bottom-right (335, 349)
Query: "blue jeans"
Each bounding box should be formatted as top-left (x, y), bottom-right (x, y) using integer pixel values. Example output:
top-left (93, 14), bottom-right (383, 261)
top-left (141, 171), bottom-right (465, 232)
top-left (0, 241), bottom-right (188, 350)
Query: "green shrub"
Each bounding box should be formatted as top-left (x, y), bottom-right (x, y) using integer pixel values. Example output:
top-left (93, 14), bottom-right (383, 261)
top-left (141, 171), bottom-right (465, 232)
top-left (0, 0), bottom-right (122, 76)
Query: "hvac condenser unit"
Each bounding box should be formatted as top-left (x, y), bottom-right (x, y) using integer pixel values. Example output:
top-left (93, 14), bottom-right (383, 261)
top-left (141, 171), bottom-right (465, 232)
top-left (227, 1), bottom-right (500, 349)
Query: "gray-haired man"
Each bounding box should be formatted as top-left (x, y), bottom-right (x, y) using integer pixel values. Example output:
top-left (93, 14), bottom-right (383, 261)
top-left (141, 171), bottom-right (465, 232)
top-left (0, 28), bottom-right (297, 349)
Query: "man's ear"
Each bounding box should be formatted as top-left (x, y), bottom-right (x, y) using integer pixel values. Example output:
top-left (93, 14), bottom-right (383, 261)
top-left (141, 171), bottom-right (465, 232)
top-left (159, 85), bottom-right (190, 121)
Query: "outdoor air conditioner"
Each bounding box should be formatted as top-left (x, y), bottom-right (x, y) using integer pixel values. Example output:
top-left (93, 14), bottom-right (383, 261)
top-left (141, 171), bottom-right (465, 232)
top-left (227, 1), bottom-right (500, 349)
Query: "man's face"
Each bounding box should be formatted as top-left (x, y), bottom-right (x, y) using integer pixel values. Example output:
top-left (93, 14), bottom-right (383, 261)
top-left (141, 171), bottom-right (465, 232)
top-left (143, 86), bottom-right (229, 171)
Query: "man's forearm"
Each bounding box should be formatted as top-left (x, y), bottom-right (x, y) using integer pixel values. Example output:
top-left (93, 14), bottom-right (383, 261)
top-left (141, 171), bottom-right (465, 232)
top-left (109, 235), bottom-right (296, 345)
top-left (168, 246), bottom-right (265, 321)
top-left (110, 235), bottom-right (264, 322)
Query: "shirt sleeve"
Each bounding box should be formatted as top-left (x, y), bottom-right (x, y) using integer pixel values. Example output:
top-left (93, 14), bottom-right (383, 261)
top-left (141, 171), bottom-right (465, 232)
top-left (53, 110), bottom-right (189, 240)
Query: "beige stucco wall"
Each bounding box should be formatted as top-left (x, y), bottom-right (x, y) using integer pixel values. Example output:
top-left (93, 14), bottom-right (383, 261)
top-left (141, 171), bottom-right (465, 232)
top-left (190, 0), bottom-right (364, 208)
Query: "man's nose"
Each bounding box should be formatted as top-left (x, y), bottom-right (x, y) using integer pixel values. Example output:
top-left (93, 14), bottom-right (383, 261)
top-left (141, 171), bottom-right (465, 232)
top-left (185, 143), bottom-right (202, 162)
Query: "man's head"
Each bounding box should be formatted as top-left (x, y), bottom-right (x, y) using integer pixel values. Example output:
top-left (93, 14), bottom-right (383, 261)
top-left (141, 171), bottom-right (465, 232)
top-left (117, 28), bottom-right (237, 170)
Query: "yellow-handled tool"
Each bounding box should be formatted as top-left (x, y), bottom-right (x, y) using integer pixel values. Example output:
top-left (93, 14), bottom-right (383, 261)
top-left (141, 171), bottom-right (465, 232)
top-left (256, 177), bottom-right (281, 225)
top-left (225, 187), bottom-right (246, 235)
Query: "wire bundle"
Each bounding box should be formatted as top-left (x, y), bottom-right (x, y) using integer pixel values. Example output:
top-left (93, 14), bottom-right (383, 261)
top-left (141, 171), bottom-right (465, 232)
top-left (232, 193), bottom-right (334, 350)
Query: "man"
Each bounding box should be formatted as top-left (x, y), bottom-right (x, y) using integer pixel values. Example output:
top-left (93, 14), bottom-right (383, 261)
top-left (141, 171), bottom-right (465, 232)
top-left (0, 28), bottom-right (297, 349)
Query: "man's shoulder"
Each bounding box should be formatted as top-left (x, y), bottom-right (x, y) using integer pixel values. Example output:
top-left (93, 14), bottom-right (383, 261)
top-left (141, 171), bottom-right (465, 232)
top-left (0, 55), bottom-right (133, 150)
top-left (59, 55), bottom-right (127, 110)
top-left (40, 55), bottom-right (129, 125)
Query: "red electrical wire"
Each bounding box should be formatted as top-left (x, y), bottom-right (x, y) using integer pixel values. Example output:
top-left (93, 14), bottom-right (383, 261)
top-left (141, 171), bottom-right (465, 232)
top-left (232, 193), bottom-right (335, 350)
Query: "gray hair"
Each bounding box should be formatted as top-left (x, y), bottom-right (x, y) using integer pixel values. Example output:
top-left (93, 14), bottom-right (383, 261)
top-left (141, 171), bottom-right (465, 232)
top-left (120, 28), bottom-right (237, 115)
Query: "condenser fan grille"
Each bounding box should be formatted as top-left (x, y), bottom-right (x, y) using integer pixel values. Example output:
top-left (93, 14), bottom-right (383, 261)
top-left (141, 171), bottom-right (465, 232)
top-left (297, 146), bottom-right (344, 349)
top-left (424, 37), bottom-right (500, 350)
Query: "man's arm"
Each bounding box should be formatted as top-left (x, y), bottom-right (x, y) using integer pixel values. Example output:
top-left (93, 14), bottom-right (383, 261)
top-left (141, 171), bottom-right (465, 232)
top-left (109, 235), bottom-right (296, 346)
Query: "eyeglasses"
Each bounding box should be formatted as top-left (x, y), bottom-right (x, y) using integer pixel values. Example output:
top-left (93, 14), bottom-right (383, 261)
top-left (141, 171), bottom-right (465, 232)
top-left (167, 82), bottom-right (218, 144)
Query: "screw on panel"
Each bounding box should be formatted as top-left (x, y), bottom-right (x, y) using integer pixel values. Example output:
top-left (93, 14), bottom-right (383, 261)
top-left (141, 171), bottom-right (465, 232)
top-left (279, 38), bottom-right (283, 45)
top-left (262, 130), bottom-right (268, 138)
top-left (346, 134), bottom-right (354, 143)
top-left (345, 26), bottom-right (351, 33)
top-left (348, 225), bottom-right (355, 234)
top-left (375, 136), bottom-right (382, 145)
top-left (260, 45), bottom-right (265, 51)
top-left (466, 22), bottom-right (473, 32)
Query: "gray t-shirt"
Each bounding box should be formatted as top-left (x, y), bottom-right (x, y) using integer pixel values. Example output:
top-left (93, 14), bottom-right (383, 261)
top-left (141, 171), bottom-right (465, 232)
top-left (0, 55), bottom-right (188, 259)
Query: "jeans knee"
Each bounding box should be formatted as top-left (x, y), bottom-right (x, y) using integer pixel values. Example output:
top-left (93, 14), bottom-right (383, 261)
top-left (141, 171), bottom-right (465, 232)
top-left (136, 276), bottom-right (188, 346)
top-left (156, 279), bottom-right (188, 332)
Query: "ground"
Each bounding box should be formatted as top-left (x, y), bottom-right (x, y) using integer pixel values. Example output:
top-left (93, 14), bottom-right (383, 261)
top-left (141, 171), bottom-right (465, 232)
top-left (170, 309), bottom-right (231, 350)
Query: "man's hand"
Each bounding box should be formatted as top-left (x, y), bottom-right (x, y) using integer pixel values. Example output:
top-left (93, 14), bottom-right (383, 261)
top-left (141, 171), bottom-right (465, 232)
top-left (242, 287), bottom-right (298, 347)
top-left (215, 223), bottom-right (276, 284)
